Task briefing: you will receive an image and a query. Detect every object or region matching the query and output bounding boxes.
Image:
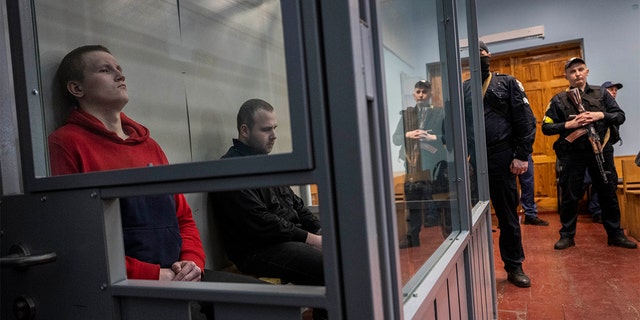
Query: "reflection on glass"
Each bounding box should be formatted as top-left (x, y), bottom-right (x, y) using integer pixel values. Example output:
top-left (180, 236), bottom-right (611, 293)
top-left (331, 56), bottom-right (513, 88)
top-left (391, 80), bottom-right (449, 249)
top-left (379, 0), bottom-right (458, 296)
top-left (33, 0), bottom-right (291, 176)
top-left (456, 0), bottom-right (481, 208)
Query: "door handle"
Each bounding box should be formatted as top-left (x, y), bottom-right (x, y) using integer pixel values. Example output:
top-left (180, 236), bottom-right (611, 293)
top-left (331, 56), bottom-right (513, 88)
top-left (1, 244), bottom-right (56, 269)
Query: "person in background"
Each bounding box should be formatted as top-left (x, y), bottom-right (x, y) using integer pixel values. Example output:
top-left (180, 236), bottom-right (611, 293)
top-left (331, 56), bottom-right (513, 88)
top-left (463, 41), bottom-right (536, 288)
top-left (518, 154), bottom-right (549, 226)
top-left (392, 80), bottom-right (447, 248)
top-left (542, 57), bottom-right (636, 250)
top-left (209, 98), bottom-right (324, 286)
top-left (582, 81), bottom-right (624, 224)
top-left (601, 81), bottom-right (622, 99)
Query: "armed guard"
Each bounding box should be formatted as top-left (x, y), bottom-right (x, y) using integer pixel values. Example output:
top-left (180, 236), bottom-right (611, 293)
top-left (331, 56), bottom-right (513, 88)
top-left (542, 57), bottom-right (636, 250)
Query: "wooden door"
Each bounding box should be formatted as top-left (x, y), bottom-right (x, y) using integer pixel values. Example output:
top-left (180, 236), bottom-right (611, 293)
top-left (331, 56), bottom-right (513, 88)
top-left (429, 41), bottom-right (583, 211)
top-left (497, 44), bottom-right (582, 211)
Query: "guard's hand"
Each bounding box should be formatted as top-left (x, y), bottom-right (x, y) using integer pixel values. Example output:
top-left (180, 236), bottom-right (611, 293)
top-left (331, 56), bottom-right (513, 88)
top-left (406, 129), bottom-right (436, 141)
top-left (565, 117), bottom-right (583, 129)
top-left (579, 111), bottom-right (604, 124)
top-left (510, 158), bottom-right (528, 175)
top-left (568, 112), bottom-right (604, 128)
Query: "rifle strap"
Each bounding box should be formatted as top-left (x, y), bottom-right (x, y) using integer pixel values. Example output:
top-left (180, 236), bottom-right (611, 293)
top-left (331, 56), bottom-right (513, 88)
top-left (481, 72), bottom-right (492, 98)
top-left (603, 127), bottom-right (611, 146)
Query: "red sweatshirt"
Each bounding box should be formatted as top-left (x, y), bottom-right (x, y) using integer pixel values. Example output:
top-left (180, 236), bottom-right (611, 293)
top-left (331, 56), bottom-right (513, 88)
top-left (48, 108), bottom-right (205, 279)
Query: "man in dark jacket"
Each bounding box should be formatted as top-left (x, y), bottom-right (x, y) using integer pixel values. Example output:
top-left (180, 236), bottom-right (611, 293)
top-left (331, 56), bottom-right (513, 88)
top-left (542, 58), bottom-right (636, 250)
top-left (392, 80), bottom-right (447, 248)
top-left (210, 98), bottom-right (324, 286)
top-left (464, 41), bottom-right (536, 288)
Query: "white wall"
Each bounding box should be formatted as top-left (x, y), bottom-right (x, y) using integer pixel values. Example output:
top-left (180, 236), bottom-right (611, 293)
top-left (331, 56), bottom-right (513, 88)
top-left (474, 0), bottom-right (640, 156)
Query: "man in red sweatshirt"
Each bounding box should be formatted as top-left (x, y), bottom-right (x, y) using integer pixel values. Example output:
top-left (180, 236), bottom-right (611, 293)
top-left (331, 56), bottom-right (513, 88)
top-left (49, 45), bottom-right (202, 281)
top-left (49, 44), bottom-right (267, 319)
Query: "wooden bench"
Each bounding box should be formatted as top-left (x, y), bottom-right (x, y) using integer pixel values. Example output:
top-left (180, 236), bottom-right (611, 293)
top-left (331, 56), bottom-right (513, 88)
top-left (626, 190), bottom-right (640, 241)
top-left (621, 159), bottom-right (640, 238)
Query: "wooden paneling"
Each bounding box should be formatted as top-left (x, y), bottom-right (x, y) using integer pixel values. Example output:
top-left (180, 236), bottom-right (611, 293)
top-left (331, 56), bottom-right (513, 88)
top-left (429, 42), bottom-right (586, 211)
top-left (406, 212), bottom-right (492, 320)
top-left (498, 43), bottom-right (583, 211)
top-left (620, 159), bottom-right (640, 233)
top-left (626, 190), bottom-right (640, 241)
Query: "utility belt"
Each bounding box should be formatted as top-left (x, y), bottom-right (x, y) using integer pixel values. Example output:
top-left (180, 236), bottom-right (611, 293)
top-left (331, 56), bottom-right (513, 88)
top-left (554, 137), bottom-right (590, 153)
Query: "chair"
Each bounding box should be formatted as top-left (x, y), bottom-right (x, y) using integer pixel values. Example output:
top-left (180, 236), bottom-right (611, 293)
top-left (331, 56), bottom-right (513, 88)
top-left (621, 159), bottom-right (640, 240)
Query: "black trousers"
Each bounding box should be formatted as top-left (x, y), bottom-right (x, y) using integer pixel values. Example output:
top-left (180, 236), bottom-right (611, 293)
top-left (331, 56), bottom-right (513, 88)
top-left (556, 147), bottom-right (623, 239)
top-left (488, 148), bottom-right (524, 272)
top-left (404, 181), bottom-right (436, 244)
top-left (195, 269), bottom-right (268, 319)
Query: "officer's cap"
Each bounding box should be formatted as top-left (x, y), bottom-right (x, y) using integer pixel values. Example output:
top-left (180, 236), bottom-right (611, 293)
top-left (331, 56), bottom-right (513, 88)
top-left (479, 41), bottom-right (489, 53)
top-left (602, 81), bottom-right (623, 90)
top-left (564, 57), bottom-right (586, 70)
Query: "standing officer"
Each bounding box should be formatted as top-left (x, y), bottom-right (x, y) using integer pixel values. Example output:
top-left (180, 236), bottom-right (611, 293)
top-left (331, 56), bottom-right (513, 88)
top-left (463, 41), bottom-right (536, 288)
top-left (543, 58), bottom-right (636, 250)
top-left (392, 80), bottom-right (447, 248)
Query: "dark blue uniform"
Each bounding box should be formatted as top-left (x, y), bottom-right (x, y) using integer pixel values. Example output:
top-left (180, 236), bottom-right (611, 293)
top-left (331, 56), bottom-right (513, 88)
top-left (464, 72), bottom-right (536, 273)
top-left (392, 104), bottom-right (447, 245)
top-left (542, 84), bottom-right (626, 239)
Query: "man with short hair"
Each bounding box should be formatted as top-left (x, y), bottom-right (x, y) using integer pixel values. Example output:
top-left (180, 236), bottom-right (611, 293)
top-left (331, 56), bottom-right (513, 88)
top-left (542, 57), bottom-right (636, 250)
top-left (210, 99), bottom-right (324, 286)
top-left (49, 46), bottom-right (266, 319)
top-left (583, 80), bottom-right (625, 224)
top-left (392, 80), bottom-right (447, 248)
top-left (49, 45), bottom-right (206, 281)
top-left (463, 41), bottom-right (536, 288)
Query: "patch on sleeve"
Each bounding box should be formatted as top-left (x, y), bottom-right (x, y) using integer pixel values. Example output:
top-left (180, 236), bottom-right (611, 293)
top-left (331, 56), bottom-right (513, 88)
top-left (543, 115), bottom-right (554, 124)
top-left (522, 97), bottom-right (530, 106)
top-left (516, 79), bottom-right (525, 92)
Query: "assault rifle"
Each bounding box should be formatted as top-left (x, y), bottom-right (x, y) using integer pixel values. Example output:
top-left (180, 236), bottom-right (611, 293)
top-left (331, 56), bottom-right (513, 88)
top-left (564, 88), bottom-right (608, 183)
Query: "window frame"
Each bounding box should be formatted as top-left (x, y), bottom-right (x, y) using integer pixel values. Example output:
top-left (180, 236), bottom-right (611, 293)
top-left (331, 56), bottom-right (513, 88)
top-left (7, 0), bottom-right (315, 193)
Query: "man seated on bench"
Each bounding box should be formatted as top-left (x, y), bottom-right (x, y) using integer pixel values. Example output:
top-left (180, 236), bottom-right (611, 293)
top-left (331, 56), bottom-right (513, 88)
top-left (210, 98), bottom-right (324, 286)
top-left (48, 45), bottom-right (264, 319)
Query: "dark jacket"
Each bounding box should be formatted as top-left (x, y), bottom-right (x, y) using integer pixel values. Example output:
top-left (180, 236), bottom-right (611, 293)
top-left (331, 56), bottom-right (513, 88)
top-left (542, 84), bottom-right (625, 154)
top-left (463, 72), bottom-right (537, 165)
top-left (211, 139), bottom-right (321, 261)
top-left (392, 104), bottom-right (446, 176)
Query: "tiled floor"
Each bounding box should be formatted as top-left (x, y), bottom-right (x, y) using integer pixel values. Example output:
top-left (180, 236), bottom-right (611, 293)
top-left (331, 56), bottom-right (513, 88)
top-left (398, 209), bottom-right (640, 319)
top-left (495, 212), bottom-right (640, 320)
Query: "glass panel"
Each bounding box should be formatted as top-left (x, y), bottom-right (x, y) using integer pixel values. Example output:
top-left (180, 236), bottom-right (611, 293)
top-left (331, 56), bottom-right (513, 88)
top-left (457, 0), bottom-right (482, 207)
top-left (379, 0), bottom-right (458, 295)
top-left (104, 187), bottom-right (323, 317)
top-left (31, 0), bottom-right (292, 177)
top-left (205, 184), bottom-right (324, 286)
